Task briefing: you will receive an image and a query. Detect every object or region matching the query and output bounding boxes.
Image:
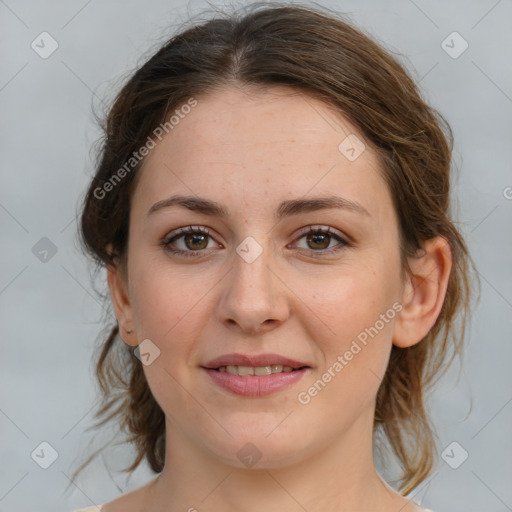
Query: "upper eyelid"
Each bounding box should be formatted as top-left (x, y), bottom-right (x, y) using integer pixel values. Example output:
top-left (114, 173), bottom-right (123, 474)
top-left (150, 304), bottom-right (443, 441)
top-left (292, 225), bottom-right (350, 248)
top-left (162, 226), bottom-right (219, 248)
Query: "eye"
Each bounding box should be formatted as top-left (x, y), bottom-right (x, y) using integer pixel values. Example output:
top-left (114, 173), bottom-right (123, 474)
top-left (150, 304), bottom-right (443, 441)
top-left (161, 224), bottom-right (350, 259)
top-left (161, 226), bottom-right (220, 257)
top-left (291, 225), bottom-right (350, 255)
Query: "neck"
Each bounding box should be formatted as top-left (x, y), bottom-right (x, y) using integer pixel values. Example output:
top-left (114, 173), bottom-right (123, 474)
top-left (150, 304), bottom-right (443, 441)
top-left (145, 407), bottom-right (420, 512)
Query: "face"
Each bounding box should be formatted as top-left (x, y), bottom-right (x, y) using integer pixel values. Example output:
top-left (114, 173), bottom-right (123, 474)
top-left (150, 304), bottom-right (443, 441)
top-left (115, 86), bottom-right (406, 468)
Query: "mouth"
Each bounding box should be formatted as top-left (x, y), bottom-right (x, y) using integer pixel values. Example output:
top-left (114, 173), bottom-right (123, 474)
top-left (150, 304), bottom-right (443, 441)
top-left (202, 353), bottom-right (311, 372)
top-left (202, 366), bottom-right (310, 397)
top-left (201, 353), bottom-right (311, 397)
top-left (210, 364), bottom-right (309, 376)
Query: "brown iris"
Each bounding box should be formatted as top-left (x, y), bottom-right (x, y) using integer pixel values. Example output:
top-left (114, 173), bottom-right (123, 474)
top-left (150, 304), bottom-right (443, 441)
top-left (184, 233), bottom-right (209, 250)
top-left (307, 232), bottom-right (331, 250)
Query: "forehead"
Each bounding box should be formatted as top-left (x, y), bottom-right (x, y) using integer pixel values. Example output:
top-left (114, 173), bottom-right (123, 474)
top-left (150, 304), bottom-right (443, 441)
top-left (132, 85), bottom-right (393, 225)
top-left (163, 85), bottom-right (361, 148)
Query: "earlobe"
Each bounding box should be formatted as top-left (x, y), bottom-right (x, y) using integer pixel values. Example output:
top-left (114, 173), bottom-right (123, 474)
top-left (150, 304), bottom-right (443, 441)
top-left (393, 236), bottom-right (452, 348)
top-left (106, 257), bottom-right (138, 347)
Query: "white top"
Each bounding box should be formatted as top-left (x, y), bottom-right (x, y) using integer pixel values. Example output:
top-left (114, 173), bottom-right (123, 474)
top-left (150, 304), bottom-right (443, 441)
top-left (74, 506), bottom-right (435, 511)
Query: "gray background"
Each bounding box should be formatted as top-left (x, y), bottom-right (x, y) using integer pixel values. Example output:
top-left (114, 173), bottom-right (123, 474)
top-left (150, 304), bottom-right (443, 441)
top-left (1, 0), bottom-right (511, 511)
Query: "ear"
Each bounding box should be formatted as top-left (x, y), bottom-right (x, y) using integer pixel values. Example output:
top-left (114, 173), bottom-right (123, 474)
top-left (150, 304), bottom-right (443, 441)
top-left (393, 236), bottom-right (452, 348)
top-left (106, 246), bottom-right (138, 347)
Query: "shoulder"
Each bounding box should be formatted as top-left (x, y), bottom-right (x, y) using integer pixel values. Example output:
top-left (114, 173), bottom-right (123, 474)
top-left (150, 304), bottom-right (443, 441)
top-left (87, 478), bottom-right (157, 512)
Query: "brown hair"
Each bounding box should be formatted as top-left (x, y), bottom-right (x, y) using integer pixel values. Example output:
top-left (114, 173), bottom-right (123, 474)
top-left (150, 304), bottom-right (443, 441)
top-left (76, 2), bottom-right (477, 494)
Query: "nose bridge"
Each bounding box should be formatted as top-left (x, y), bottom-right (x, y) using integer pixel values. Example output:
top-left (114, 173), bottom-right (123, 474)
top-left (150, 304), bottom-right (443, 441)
top-left (217, 233), bottom-right (289, 332)
top-left (232, 234), bottom-right (274, 304)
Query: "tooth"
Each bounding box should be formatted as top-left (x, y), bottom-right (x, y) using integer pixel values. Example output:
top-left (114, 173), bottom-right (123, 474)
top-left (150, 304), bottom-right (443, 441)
top-left (254, 366), bottom-right (272, 376)
top-left (217, 364), bottom-right (296, 375)
top-left (237, 365), bottom-right (255, 376)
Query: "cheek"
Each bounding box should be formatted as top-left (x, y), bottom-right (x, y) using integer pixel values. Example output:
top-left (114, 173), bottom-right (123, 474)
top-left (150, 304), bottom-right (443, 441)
top-left (130, 266), bottom-right (209, 421)
top-left (300, 260), bottom-right (401, 346)
top-left (295, 254), bottom-right (401, 405)
top-left (128, 253), bottom-right (205, 338)
top-left (128, 259), bottom-right (215, 404)
top-left (298, 314), bottom-right (395, 421)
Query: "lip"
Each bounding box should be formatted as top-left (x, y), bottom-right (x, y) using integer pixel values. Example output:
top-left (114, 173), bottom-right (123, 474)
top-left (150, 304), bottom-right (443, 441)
top-left (202, 367), bottom-right (310, 397)
top-left (201, 352), bottom-right (311, 397)
top-left (202, 353), bottom-right (310, 370)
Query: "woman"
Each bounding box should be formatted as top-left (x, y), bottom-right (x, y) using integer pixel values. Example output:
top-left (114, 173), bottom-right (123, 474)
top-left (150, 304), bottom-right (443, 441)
top-left (73, 3), bottom-right (475, 511)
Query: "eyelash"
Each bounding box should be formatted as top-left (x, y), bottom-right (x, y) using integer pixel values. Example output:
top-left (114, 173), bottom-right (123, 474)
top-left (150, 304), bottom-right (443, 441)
top-left (160, 225), bottom-right (351, 259)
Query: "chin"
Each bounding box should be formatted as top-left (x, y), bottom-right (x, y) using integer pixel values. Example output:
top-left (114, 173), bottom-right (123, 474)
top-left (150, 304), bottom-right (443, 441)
top-left (198, 423), bottom-right (315, 470)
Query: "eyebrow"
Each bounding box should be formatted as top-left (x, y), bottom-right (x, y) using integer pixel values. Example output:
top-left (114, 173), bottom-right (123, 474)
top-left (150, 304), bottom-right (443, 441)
top-left (146, 194), bottom-right (371, 220)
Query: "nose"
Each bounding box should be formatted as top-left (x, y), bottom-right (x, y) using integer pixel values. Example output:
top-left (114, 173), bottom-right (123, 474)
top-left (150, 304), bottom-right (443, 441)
top-left (215, 239), bottom-right (290, 335)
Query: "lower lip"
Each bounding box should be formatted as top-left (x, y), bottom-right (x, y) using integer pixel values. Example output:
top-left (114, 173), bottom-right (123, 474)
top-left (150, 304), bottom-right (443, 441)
top-left (202, 367), bottom-right (309, 397)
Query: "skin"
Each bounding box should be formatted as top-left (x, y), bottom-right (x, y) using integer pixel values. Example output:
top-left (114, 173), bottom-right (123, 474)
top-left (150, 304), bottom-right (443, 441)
top-left (104, 85), bottom-right (452, 512)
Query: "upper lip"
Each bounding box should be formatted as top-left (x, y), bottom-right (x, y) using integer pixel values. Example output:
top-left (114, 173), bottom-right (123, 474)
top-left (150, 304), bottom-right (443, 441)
top-left (202, 353), bottom-right (310, 369)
